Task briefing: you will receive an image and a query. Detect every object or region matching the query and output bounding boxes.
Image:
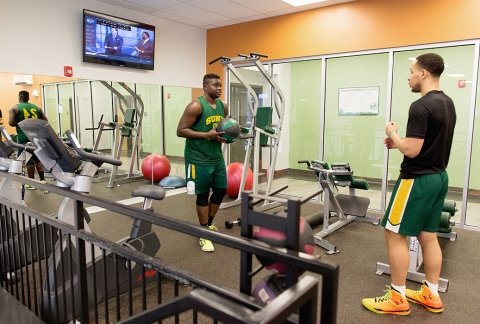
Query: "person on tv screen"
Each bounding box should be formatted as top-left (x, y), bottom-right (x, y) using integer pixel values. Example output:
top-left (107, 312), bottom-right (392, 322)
top-left (134, 31), bottom-right (153, 60)
top-left (104, 27), bottom-right (123, 55)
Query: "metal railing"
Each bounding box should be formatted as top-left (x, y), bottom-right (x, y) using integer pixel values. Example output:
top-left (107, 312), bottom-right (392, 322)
top-left (0, 171), bottom-right (339, 323)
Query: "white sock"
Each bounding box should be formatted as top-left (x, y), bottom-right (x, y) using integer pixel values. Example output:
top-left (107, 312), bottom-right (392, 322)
top-left (425, 280), bottom-right (439, 296)
top-left (391, 284), bottom-right (406, 297)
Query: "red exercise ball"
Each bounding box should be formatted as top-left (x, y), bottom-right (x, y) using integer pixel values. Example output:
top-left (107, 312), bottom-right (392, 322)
top-left (141, 154), bottom-right (171, 182)
top-left (226, 162), bottom-right (253, 198)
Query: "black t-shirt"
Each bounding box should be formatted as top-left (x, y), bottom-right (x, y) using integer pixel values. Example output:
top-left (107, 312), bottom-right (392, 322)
top-left (400, 90), bottom-right (456, 178)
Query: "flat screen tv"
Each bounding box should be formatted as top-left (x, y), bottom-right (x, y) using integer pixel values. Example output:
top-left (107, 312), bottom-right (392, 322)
top-left (83, 9), bottom-right (155, 70)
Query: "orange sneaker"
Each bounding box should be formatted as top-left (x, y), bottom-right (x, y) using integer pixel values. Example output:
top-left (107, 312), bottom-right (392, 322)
top-left (362, 286), bottom-right (411, 315)
top-left (406, 282), bottom-right (444, 313)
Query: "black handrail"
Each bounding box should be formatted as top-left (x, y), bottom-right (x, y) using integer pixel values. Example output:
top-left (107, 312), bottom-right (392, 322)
top-left (0, 170), bottom-right (339, 323)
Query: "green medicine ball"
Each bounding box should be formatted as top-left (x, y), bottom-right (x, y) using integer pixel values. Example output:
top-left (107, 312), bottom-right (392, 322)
top-left (216, 117), bottom-right (240, 143)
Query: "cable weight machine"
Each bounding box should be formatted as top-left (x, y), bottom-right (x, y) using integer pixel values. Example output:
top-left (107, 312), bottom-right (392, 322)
top-left (209, 53), bottom-right (286, 210)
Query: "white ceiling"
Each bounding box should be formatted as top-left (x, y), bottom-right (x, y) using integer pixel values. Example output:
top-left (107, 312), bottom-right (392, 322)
top-left (96, 0), bottom-right (355, 29)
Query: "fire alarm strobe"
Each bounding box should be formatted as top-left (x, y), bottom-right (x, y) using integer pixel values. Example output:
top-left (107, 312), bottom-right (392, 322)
top-left (64, 66), bottom-right (73, 77)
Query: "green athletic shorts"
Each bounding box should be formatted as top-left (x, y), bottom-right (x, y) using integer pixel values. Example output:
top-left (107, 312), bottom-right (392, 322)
top-left (381, 171), bottom-right (448, 236)
top-left (185, 161), bottom-right (227, 194)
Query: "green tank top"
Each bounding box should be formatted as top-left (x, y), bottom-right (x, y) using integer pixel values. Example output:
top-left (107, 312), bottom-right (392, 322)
top-left (15, 102), bottom-right (42, 143)
top-left (184, 96), bottom-right (225, 165)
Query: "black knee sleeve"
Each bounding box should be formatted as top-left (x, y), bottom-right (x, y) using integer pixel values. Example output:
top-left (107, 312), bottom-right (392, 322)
top-left (210, 187), bottom-right (226, 205)
top-left (26, 154), bottom-right (40, 166)
top-left (26, 158), bottom-right (36, 166)
top-left (196, 191), bottom-right (210, 207)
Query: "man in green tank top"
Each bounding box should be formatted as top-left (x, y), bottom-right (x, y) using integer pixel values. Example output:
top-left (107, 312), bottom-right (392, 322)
top-left (9, 90), bottom-right (49, 192)
top-left (177, 73), bottom-right (228, 252)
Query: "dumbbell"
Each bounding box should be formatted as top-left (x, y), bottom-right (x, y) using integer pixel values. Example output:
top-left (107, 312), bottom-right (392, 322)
top-left (225, 218), bottom-right (241, 229)
top-left (438, 211), bottom-right (455, 233)
top-left (442, 200), bottom-right (458, 216)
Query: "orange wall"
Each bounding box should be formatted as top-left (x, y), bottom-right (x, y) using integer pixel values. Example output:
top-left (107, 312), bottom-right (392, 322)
top-left (207, 0), bottom-right (480, 79)
top-left (0, 73), bottom-right (73, 133)
top-left (192, 87), bottom-right (204, 100)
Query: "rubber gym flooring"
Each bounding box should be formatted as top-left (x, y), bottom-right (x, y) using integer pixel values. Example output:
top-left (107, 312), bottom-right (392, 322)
top-left (23, 177), bottom-right (480, 324)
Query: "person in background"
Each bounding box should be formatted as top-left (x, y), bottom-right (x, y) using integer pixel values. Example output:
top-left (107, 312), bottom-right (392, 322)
top-left (104, 27), bottom-right (123, 55)
top-left (362, 53), bottom-right (456, 315)
top-left (134, 31), bottom-right (153, 60)
top-left (176, 73), bottom-right (228, 252)
top-left (0, 109), bottom-right (4, 125)
top-left (9, 90), bottom-right (49, 193)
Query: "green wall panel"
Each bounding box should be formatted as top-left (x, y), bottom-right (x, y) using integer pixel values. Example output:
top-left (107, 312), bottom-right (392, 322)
top-left (289, 60), bottom-right (322, 169)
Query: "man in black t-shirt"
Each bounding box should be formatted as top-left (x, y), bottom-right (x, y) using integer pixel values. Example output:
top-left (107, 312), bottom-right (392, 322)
top-left (363, 53), bottom-right (456, 315)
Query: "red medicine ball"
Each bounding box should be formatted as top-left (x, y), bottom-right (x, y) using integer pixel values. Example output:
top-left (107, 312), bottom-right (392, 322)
top-left (141, 154), bottom-right (171, 182)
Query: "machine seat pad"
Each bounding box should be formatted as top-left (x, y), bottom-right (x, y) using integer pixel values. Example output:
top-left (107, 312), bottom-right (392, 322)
top-left (132, 184), bottom-right (166, 201)
top-left (333, 194), bottom-right (370, 217)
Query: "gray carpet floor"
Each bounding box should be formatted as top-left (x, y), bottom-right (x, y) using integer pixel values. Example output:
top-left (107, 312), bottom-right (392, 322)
top-left (18, 178), bottom-right (480, 323)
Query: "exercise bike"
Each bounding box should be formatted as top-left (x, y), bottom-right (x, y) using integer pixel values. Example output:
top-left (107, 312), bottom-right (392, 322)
top-left (0, 127), bottom-right (57, 274)
top-left (18, 119), bottom-right (165, 323)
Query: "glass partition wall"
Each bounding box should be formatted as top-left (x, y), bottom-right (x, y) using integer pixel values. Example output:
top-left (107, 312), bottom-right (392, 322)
top-left (323, 53), bottom-right (389, 211)
top-left (42, 81), bottom-right (199, 180)
top-left (271, 60), bottom-right (323, 197)
top-left (229, 41), bottom-right (480, 230)
top-left (390, 46), bottom-right (477, 225)
top-left (227, 65), bottom-right (272, 167)
top-left (466, 45), bottom-right (480, 228)
top-left (163, 85), bottom-right (203, 177)
top-left (38, 39), bottom-right (480, 229)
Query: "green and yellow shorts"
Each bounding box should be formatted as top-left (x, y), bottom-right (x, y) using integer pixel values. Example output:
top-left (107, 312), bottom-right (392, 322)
top-left (185, 161), bottom-right (227, 194)
top-left (381, 171), bottom-right (448, 236)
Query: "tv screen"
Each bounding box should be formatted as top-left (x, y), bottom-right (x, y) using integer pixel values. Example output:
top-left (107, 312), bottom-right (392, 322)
top-left (83, 9), bottom-right (155, 70)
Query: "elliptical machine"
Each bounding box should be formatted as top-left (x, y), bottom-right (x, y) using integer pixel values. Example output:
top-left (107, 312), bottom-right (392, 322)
top-left (18, 119), bottom-right (164, 323)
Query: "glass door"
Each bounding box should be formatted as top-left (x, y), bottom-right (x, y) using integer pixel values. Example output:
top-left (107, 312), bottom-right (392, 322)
top-left (58, 83), bottom-right (75, 136)
top-left (227, 65), bottom-right (271, 167)
top-left (324, 53), bottom-right (390, 211)
top-left (74, 81), bottom-right (94, 148)
top-left (91, 81), bottom-right (113, 151)
top-left (42, 84), bottom-right (59, 133)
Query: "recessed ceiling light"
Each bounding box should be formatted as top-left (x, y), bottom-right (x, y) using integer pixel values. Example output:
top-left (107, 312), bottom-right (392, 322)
top-left (281, 0), bottom-right (328, 7)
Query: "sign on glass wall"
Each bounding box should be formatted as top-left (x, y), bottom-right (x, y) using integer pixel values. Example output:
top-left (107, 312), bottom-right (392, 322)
top-left (338, 86), bottom-right (379, 115)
